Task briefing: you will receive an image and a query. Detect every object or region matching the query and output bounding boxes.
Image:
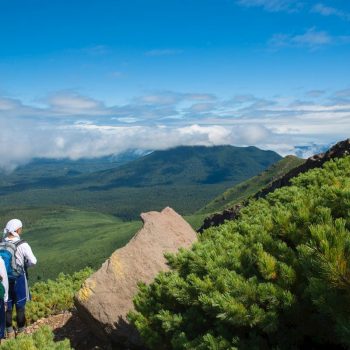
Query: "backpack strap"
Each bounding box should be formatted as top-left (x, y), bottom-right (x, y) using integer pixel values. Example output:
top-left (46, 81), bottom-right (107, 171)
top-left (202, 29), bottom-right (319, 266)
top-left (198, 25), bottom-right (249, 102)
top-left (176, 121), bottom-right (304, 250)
top-left (14, 240), bottom-right (26, 248)
top-left (1, 239), bottom-right (26, 247)
top-left (9, 240), bottom-right (27, 275)
top-left (14, 240), bottom-right (30, 275)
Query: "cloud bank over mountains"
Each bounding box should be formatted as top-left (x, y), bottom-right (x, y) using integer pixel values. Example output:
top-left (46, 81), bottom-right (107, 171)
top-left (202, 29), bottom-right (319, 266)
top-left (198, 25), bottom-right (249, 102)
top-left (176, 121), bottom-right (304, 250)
top-left (0, 88), bottom-right (349, 171)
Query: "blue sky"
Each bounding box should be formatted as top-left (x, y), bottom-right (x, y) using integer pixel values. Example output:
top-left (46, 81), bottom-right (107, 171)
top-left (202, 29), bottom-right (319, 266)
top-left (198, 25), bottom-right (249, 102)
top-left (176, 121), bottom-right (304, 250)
top-left (0, 0), bottom-right (349, 169)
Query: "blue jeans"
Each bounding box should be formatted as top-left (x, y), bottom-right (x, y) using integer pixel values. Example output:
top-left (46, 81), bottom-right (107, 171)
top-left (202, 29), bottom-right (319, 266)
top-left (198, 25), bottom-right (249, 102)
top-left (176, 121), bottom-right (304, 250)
top-left (6, 274), bottom-right (30, 330)
top-left (6, 274), bottom-right (30, 310)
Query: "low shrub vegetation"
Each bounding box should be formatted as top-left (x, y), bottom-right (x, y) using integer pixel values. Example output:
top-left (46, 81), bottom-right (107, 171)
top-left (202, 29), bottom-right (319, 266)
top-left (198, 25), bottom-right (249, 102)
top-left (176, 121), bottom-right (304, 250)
top-left (130, 157), bottom-right (350, 349)
top-left (26, 268), bottom-right (93, 323)
top-left (0, 326), bottom-right (72, 350)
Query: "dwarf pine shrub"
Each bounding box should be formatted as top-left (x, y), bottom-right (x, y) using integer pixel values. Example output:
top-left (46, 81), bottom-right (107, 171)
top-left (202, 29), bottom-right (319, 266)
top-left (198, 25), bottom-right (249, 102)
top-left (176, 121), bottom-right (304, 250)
top-left (129, 157), bottom-right (350, 349)
top-left (26, 267), bottom-right (93, 323)
top-left (0, 326), bottom-right (72, 350)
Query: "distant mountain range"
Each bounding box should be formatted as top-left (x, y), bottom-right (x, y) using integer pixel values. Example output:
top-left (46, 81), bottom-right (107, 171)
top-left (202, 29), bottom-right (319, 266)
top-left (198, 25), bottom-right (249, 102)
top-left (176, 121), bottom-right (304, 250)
top-left (0, 149), bottom-right (149, 181)
top-left (0, 145), bottom-right (282, 219)
top-left (82, 145), bottom-right (282, 189)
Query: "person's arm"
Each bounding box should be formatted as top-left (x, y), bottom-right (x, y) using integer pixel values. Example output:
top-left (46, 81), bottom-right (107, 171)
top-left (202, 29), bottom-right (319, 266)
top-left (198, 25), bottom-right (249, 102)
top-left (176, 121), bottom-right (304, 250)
top-left (0, 258), bottom-right (9, 302)
top-left (21, 243), bottom-right (37, 266)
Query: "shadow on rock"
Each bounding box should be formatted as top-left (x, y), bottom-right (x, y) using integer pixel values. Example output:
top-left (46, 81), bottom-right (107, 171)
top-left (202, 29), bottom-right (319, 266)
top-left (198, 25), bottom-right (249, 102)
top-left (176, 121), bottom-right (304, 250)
top-left (52, 311), bottom-right (113, 350)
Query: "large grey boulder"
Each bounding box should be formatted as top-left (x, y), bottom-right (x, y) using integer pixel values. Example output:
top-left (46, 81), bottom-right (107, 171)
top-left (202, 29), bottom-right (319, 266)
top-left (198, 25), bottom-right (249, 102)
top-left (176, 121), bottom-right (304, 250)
top-left (75, 207), bottom-right (197, 347)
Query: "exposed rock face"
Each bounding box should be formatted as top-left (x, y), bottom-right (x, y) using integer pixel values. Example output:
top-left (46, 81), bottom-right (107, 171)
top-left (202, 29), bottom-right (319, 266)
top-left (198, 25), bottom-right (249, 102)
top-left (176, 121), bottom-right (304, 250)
top-left (75, 207), bottom-right (197, 348)
top-left (198, 204), bottom-right (243, 233)
top-left (199, 139), bottom-right (350, 232)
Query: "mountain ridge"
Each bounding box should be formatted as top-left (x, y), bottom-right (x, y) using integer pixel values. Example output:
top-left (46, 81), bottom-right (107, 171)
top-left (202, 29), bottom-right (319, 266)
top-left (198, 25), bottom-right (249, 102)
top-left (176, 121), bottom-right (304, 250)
top-left (81, 145), bottom-right (282, 189)
top-left (199, 138), bottom-right (350, 231)
top-left (198, 155), bottom-right (304, 215)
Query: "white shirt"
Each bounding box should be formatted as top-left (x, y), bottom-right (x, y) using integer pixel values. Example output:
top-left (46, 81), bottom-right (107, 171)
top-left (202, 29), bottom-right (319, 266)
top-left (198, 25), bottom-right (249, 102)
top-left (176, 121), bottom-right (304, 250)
top-left (4, 237), bottom-right (37, 267)
top-left (0, 257), bottom-right (9, 302)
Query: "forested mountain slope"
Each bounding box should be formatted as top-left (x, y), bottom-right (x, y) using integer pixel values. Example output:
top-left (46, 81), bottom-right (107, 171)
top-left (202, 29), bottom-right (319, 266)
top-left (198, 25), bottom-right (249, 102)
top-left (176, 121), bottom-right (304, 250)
top-left (82, 145), bottom-right (281, 188)
top-left (198, 155), bottom-right (304, 214)
top-left (0, 145), bottom-right (281, 219)
top-left (0, 150), bottom-right (145, 187)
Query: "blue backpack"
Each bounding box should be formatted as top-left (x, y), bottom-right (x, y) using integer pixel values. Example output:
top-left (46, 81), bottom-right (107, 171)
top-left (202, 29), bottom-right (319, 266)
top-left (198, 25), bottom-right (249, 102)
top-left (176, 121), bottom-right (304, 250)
top-left (0, 240), bottom-right (26, 279)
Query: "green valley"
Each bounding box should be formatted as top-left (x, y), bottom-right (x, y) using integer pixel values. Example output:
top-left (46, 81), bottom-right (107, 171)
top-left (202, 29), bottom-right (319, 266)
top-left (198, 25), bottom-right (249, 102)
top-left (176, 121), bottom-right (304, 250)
top-left (0, 145), bottom-right (282, 220)
top-left (0, 146), bottom-right (296, 283)
top-left (0, 206), bottom-right (141, 282)
top-left (0, 145), bottom-right (288, 282)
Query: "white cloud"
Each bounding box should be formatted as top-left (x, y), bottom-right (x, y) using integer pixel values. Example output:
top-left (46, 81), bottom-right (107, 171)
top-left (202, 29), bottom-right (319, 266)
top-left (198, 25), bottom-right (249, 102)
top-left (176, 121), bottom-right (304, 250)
top-left (293, 142), bottom-right (331, 158)
top-left (178, 124), bottom-right (231, 145)
top-left (0, 89), bottom-right (349, 170)
top-left (185, 93), bottom-right (217, 101)
top-left (230, 94), bottom-right (257, 104)
top-left (48, 93), bottom-right (104, 113)
top-left (312, 3), bottom-right (341, 16)
top-left (133, 91), bottom-right (217, 106)
top-left (0, 121), bottom-right (278, 170)
top-left (334, 88), bottom-right (350, 98)
top-left (329, 88), bottom-right (350, 105)
top-left (270, 28), bottom-right (333, 50)
top-left (0, 97), bottom-right (22, 111)
top-left (312, 3), bottom-right (350, 21)
top-left (306, 90), bottom-right (325, 98)
top-left (232, 125), bottom-right (271, 144)
top-left (293, 28), bottom-right (332, 46)
top-left (269, 28), bottom-right (350, 51)
top-left (135, 93), bottom-right (181, 106)
top-left (237, 0), bottom-right (350, 22)
top-left (113, 116), bottom-right (140, 123)
top-left (187, 103), bottom-right (216, 113)
top-left (236, 0), bottom-right (302, 12)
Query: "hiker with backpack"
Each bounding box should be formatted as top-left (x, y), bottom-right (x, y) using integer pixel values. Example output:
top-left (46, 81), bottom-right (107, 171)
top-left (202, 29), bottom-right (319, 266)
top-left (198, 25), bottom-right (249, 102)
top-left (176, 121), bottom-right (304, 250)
top-left (0, 219), bottom-right (37, 338)
top-left (0, 257), bottom-right (8, 342)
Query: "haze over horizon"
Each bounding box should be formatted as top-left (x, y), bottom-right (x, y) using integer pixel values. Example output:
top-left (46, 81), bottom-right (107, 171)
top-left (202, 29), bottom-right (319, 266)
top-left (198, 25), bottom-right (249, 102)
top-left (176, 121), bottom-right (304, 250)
top-left (0, 0), bottom-right (349, 170)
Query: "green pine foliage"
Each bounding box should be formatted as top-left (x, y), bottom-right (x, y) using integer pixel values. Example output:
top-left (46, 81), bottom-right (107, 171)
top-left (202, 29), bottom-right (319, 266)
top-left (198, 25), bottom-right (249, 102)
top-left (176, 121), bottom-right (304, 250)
top-left (0, 326), bottom-right (72, 350)
top-left (129, 156), bottom-right (350, 349)
top-left (26, 268), bottom-right (93, 323)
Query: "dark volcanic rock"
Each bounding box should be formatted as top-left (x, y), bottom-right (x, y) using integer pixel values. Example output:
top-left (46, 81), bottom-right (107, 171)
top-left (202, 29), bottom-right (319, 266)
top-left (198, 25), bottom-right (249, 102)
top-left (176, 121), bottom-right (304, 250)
top-left (199, 139), bottom-right (350, 232)
top-left (75, 207), bottom-right (197, 348)
top-left (198, 204), bottom-right (243, 233)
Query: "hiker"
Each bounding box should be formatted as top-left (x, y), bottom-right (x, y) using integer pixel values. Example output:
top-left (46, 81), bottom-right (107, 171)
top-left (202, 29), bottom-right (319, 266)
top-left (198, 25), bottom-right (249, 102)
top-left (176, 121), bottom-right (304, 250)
top-left (1, 219), bottom-right (37, 338)
top-left (0, 257), bottom-right (8, 342)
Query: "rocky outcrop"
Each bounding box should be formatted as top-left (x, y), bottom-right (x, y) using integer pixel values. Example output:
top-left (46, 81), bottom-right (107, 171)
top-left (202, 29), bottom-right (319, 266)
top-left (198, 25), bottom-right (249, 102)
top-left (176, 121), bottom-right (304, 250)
top-left (198, 204), bottom-right (243, 233)
top-left (254, 138), bottom-right (350, 199)
top-left (199, 139), bottom-right (350, 232)
top-left (74, 207), bottom-right (197, 348)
